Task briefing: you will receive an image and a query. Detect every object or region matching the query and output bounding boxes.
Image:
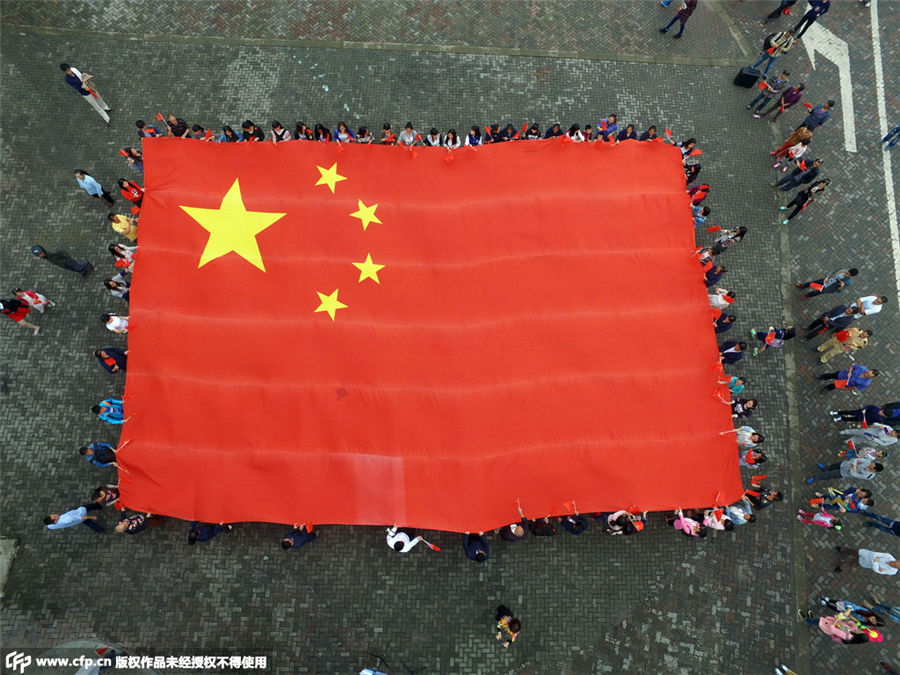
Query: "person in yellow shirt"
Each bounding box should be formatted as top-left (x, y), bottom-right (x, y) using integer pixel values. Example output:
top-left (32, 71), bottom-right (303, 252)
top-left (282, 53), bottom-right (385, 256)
top-left (106, 213), bottom-right (137, 241)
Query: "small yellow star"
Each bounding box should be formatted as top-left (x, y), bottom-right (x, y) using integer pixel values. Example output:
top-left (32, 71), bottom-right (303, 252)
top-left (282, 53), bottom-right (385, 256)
top-left (352, 253), bottom-right (386, 284)
top-left (314, 289), bottom-right (347, 321)
top-left (180, 179), bottom-right (285, 271)
top-left (314, 162), bottom-right (347, 193)
top-left (350, 199), bottom-right (382, 231)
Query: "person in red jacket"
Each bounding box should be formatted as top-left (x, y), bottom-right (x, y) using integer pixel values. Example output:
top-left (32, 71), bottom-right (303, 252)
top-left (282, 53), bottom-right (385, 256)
top-left (659, 0), bottom-right (698, 39)
top-left (117, 178), bottom-right (143, 209)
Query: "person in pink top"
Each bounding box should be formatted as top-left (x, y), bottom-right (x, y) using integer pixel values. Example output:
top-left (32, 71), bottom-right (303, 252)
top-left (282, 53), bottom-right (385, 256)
top-left (798, 609), bottom-right (870, 644)
top-left (666, 509), bottom-right (707, 537)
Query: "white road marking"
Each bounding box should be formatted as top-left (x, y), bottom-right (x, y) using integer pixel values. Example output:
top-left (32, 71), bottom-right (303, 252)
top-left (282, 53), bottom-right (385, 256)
top-left (802, 22), bottom-right (857, 153)
top-left (870, 0), bottom-right (900, 293)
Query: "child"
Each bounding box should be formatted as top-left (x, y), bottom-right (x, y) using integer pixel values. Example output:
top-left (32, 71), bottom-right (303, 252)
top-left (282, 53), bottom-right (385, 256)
top-left (797, 508), bottom-right (841, 529)
top-left (14, 287), bottom-right (55, 312)
top-left (495, 605), bottom-right (521, 648)
top-left (751, 325), bottom-right (795, 356)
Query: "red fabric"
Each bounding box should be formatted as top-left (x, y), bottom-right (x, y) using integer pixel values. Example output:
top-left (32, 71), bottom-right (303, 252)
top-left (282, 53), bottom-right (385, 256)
top-left (119, 138), bottom-right (743, 532)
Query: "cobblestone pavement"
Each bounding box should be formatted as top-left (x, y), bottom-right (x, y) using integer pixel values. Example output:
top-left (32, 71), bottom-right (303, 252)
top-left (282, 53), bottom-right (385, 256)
top-left (1, 2), bottom-right (898, 674)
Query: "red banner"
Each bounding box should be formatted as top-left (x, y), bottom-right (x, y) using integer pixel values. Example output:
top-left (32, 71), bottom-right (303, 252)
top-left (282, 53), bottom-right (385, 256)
top-left (120, 138), bottom-right (742, 531)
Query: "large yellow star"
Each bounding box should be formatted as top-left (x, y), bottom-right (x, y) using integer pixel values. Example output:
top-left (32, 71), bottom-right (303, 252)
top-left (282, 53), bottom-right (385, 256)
top-left (314, 289), bottom-right (347, 321)
top-left (352, 253), bottom-right (385, 284)
top-left (350, 200), bottom-right (382, 231)
top-left (314, 162), bottom-right (347, 193)
top-left (180, 179), bottom-right (285, 271)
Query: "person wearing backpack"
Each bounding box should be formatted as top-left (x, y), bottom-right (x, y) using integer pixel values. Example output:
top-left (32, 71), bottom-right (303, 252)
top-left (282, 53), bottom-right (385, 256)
top-left (751, 30), bottom-right (795, 76)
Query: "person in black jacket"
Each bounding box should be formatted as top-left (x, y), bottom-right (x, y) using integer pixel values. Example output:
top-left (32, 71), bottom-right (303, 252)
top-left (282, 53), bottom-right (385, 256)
top-left (780, 179), bottom-right (829, 224)
top-left (772, 158), bottom-right (822, 191)
top-left (803, 305), bottom-right (859, 341)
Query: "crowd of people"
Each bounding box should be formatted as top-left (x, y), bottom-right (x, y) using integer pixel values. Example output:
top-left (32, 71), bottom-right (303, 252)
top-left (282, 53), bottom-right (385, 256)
top-left (3, 3), bottom-right (896, 655)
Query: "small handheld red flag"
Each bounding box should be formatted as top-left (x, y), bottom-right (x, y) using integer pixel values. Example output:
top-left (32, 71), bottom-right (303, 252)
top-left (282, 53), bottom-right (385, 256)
top-left (757, 81), bottom-right (768, 90)
top-left (705, 225), bottom-right (722, 233)
top-left (664, 128), bottom-right (672, 137)
top-left (203, 129), bottom-right (213, 141)
top-left (802, 102), bottom-right (813, 110)
top-left (156, 112), bottom-right (165, 122)
top-left (600, 120), bottom-right (608, 131)
top-left (688, 149), bottom-right (703, 157)
top-left (808, 282), bottom-right (824, 291)
top-left (118, 149), bottom-right (129, 158)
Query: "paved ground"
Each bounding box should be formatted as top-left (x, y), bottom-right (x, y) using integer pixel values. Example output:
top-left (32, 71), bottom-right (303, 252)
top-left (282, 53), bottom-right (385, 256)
top-left (1, 2), bottom-right (898, 674)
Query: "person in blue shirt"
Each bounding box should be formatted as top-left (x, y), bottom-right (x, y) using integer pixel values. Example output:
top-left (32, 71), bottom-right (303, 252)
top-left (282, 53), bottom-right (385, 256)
top-left (799, 101), bottom-right (834, 130)
top-left (74, 170), bottom-right (114, 207)
top-left (693, 205), bottom-right (711, 228)
top-left (832, 402), bottom-right (900, 425)
top-left (79, 442), bottom-right (117, 467)
top-left (92, 398), bottom-right (124, 424)
top-left (218, 125), bottom-right (243, 143)
top-left (135, 119), bottom-right (162, 138)
top-left (188, 522), bottom-right (233, 545)
top-left (818, 365), bottom-right (879, 393)
top-left (596, 114), bottom-right (618, 142)
top-left (44, 503), bottom-right (104, 533)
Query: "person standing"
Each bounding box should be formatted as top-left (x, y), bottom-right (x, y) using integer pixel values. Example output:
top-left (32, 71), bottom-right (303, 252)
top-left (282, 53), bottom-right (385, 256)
top-left (494, 606), bottom-right (521, 648)
top-left (59, 63), bottom-right (110, 124)
top-left (1, 298), bottom-right (40, 335)
top-left (106, 213), bottom-right (138, 241)
top-left (772, 158), bottom-right (823, 191)
top-left (818, 365), bottom-right (879, 393)
top-left (748, 71), bottom-right (791, 114)
top-left (804, 458), bottom-right (883, 483)
top-left (794, 267), bottom-right (858, 298)
top-left (816, 327), bottom-right (871, 363)
top-left (188, 522), bottom-right (233, 545)
top-left (93, 347), bottom-right (127, 373)
top-left (659, 0), bottom-right (698, 39)
top-left (764, 0), bottom-right (797, 23)
top-left (92, 398), bottom-right (125, 424)
top-left (14, 288), bottom-right (55, 313)
top-left (44, 503), bottom-right (104, 533)
top-left (751, 33), bottom-right (795, 77)
top-left (831, 402), bottom-right (900, 425)
top-left (79, 442), bottom-right (117, 467)
top-left (799, 101), bottom-right (835, 131)
top-left (282, 525), bottom-right (318, 549)
top-left (385, 526), bottom-right (423, 553)
top-left (839, 423), bottom-right (898, 447)
top-left (74, 170), bottom-right (114, 207)
top-left (31, 244), bottom-right (93, 277)
top-left (463, 532), bottom-right (489, 562)
top-left (834, 546), bottom-right (898, 575)
top-left (855, 294), bottom-right (889, 317)
top-left (803, 304), bottom-right (858, 340)
top-left (863, 513), bottom-right (900, 537)
top-left (882, 123), bottom-right (900, 149)
top-left (771, 124), bottom-right (812, 156)
top-left (780, 179), bottom-right (829, 224)
top-left (758, 83), bottom-right (806, 120)
top-left (793, 0), bottom-right (831, 39)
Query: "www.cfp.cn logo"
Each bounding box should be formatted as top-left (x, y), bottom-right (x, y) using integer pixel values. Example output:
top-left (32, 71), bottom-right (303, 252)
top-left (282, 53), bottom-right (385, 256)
top-left (5, 651), bottom-right (32, 673)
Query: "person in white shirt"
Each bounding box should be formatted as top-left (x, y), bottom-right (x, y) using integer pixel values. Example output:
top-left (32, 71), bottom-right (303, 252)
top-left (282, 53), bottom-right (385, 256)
top-left (443, 129), bottom-right (462, 149)
top-left (855, 295), bottom-right (888, 316)
top-left (835, 546), bottom-right (899, 575)
top-left (102, 313), bottom-right (129, 334)
top-left (385, 526), bottom-right (423, 553)
top-left (840, 423), bottom-right (898, 447)
top-left (423, 128), bottom-right (443, 147)
top-left (709, 287), bottom-right (736, 310)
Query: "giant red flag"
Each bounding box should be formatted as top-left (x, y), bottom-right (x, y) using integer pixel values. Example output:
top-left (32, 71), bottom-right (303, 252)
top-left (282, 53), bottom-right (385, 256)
top-left (120, 138), bottom-right (743, 532)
